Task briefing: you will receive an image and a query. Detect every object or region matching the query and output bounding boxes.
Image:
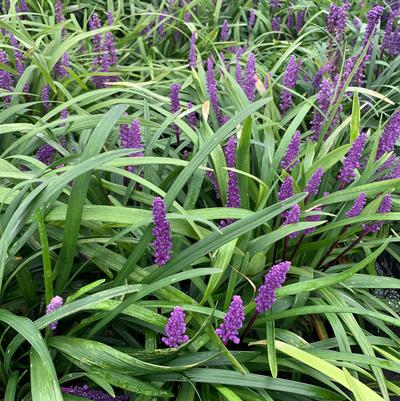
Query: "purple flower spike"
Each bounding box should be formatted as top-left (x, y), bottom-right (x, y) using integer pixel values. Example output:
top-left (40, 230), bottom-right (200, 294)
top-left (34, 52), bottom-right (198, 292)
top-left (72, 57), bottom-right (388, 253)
top-left (281, 130), bottom-right (301, 171)
top-left (235, 47), bottom-right (244, 88)
top-left (41, 85), bottom-right (51, 112)
top-left (189, 32), bottom-right (197, 68)
top-left (363, 193), bottom-right (392, 233)
top-left (152, 197), bottom-right (172, 266)
top-left (61, 385), bottom-right (129, 401)
top-left (327, 2), bottom-right (350, 53)
top-left (287, 5), bottom-right (294, 30)
top-left (187, 102), bottom-right (197, 128)
top-left (382, 12), bottom-right (395, 54)
top-left (244, 53), bottom-right (257, 102)
top-left (120, 119), bottom-right (144, 173)
top-left (36, 144), bottom-right (56, 166)
top-left (249, 9), bottom-right (256, 32)
top-left (255, 261), bottom-right (291, 313)
top-left (278, 175), bottom-right (294, 202)
top-left (206, 58), bottom-right (224, 125)
top-left (20, 0), bottom-right (28, 12)
top-left (170, 83), bottom-right (181, 144)
top-left (296, 10), bottom-right (305, 33)
top-left (220, 19), bottom-right (229, 41)
top-left (158, 15), bottom-right (166, 38)
top-left (305, 206), bottom-right (322, 235)
top-left (312, 62), bottom-right (334, 89)
top-left (376, 109), bottom-right (400, 159)
top-left (280, 56), bottom-right (302, 113)
top-left (0, 50), bottom-right (14, 103)
top-left (10, 34), bottom-right (25, 76)
top-left (216, 295), bottom-right (245, 344)
top-left (162, 307), bottom-right (189, 348)
top-left (311, 78), bottom-right (334, 141)
top-left (346, 192), bottom-right (367, 218)
top-left (305, 167), bottom-right (323, 196)
top-left (270, 0), bottom-right (280, 9)
top-left (54, 52), bottom-right (69, 78)
top-left (206, 170), bottom-right (221, 199)
top-left (282, 204), bottom-right (301, 238)
top-left (272, 16), bottom-right (281, 32)
top-left (55, 0), bottom-right (65, 24)
top-left (107, 11), bottom-right (114, 26)
top-left (46, 295), bottom-right (63, 331)
top-left (338, 133), bottom-right (367, 187)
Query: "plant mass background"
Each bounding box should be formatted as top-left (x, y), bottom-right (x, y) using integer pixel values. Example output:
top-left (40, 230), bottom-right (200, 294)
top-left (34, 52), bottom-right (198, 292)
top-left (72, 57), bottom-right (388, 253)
top-left (1, 0), bottom-right (400, 400)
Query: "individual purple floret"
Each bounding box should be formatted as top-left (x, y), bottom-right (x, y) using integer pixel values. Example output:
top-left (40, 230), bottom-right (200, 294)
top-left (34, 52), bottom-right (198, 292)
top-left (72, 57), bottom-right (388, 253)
top-left (249, 9), bottom-right (256, 32)
top-left (41, 85), bottom-right (51, 112)
top-left (296, 10), bottom-right (305, 33)
top-left (363, 193), bottom-right (392, 233)
top-left (220, 19), bottom-right (229, 41)
top-left (187, 102), bottom-right (197, 128)
top-left (0, 50), bottom-right (14, 103)
top-left (376, 109), bottom-right (400, 159)
top-left (206, 58), bottom-right (224, 125)
top-left (152, 197), bottom-right (172, 266)
top-left (120, 119), bottom-right (144, 173)
top-left (255, 261), bottom-right (291, 313)
top-left (282, 204), bottom-right (301, 238)
top-left (216, 295), bottom-right (245, 344)
top-left (311, 78), bottom-right (334, 141)
top-left (189, 32), bottom-right (197, 68)
top-left (281, 130), bottom-right (301, 170)
top-left (170, 83), bottom-right (181, 144)
top-left (162, 307), bottom-right (189, 347)
top-left (36, 144), bottom-right (56, 166)
top-left (305, 167), bottom-right (323, 196)
top-left (338, 133), bottom-right (367, 187)
top-left (46, 295), bottom-right (63, 331)
top-left (272, 16), bottom-right (281, 32)
top-left (61, 385), bottom-right (129, 401)
top-left (304, 206), bottom-right (322, 235)
top-left (244, 53), bottom-right (256, 102)
top-left (346, 192), bottom-right (367, 218)
top-left (278, 175), bottom-right (294, 202)
top-left (279, 55), bottom-right (302, 113)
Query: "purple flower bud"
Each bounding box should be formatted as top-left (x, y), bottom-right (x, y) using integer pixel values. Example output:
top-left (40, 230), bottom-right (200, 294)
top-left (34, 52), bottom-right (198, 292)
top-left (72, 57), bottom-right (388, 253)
top-left (338, 133), bottom-right (367, 187)
top-left (206, 58), bottom-right (224, 125)
top-left (244, 53), bottom-right (257, 102)
top-left (346, 192), bottom-right (367, 218)
top-left (220, 19), bottom-right (229, 41)
top-left (189, 32), bottom-right (197, 68)
top-left (376, 109), bottom-right (400, 159)
top-left (305, 167), bottom-right (323, 196)
top-left (216, 295), bottom-right (245, 344)
top-left (255, 261), bottom-right (291, 313)
top-left (311, 78), bottom-right (334, 141)
top-left (152, 197), bottom-right (172, 266)
top-left (46, 295), bottom-right (63, 331)
top-left (279, 56), bottom-right (302, 113)
top-left (363, 193), bottom-right (392, 233)
top-left (120, 119), bottom-right (144, 173)
top-left (187, 102), bottom-right (197, 128)
top-left (282, 204), bottom-right (301, 238)
top-left (62, 385), bottom-right (129, 401)
top-left (162, 307), bottom-right (189, 347)
top-left (41, 85), bottom-right (51, 112)
top-left (272, 16), bottom-right (281, 32)
top-left (36, 144), bottom-right (56, 166)
top-left (304, 206), bottom-right (322, 234)
top-left (281, 130), bottom-right (301, 170)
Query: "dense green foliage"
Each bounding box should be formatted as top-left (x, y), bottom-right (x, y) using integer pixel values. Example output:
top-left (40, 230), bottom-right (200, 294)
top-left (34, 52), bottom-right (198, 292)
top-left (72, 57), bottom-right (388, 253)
top-left (1, 1), bottom-right (400, 400)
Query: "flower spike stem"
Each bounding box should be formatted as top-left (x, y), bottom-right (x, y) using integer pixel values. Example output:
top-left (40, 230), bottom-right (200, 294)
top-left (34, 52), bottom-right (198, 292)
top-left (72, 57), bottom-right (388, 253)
top-left (240, 310), bottom-right (259, 341)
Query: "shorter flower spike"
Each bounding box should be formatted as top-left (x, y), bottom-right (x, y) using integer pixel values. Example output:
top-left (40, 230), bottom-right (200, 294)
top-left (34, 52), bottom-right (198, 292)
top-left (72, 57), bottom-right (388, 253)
top-left (305, 206), bottom-right (322, 235)
top-left (189, 32), bottom-right (197, 68)
top-left (281, 130), bottom-right (301, 170)
top-left (377, 109), bottom-right (400, 159)
top-left (220, 19), bottom-right (229, 41)
top-left (120, 119), bottom-right (144, 172)
top-left (46, 295), bottom-right (64, 331)
top-left (36, 144), bottom-right (56, 166)
top-left (338, 133), bottom-right (367, 187)
top-left (278, 176), bottom-right (294, 202)
top-left (244, 53), bottom-right (256, 101)
top-left (162, 307), bottom-right (189, 347)
top-left (280, 56), bottom-right (302, 113)
top-left (152, 197), bottom-right (172, 266)
top-left (216, 295), bottom-right (245, 344)
top-left (363, 193), bottom-right (392, 233)
top-left (282, 204), bottom-right (301, 238)
top-left (61, 385), bottom-right (129, 401)
top-left (187, 102), bottom-right (197, 128)
top-left (346, 192), bottom-right (367, 218)
top-left (305, 167), bottom-right (323, 196)
top-left (255, 261), bottom-right (291, 313)
top-left (41, 85), bottom-right (51, 112)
